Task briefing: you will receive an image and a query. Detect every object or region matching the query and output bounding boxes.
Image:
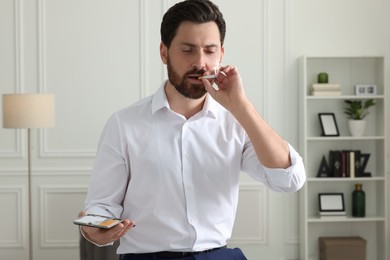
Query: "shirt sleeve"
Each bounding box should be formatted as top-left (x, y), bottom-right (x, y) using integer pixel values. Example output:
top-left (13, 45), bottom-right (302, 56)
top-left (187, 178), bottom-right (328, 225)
top-left (84, 113), bottom-right (130, 218)
top-left (242, 142), bottom-right (306, 193)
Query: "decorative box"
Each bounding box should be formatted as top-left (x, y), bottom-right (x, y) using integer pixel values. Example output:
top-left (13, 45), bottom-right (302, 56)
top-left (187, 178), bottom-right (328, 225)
top-left (319, 236), bottom-right (366, 260)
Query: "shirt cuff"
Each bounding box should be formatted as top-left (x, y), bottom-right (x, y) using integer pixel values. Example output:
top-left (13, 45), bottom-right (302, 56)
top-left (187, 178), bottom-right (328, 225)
top-left (79, 226), bottom-right (114, 247)
top-left (263, 144), bottom-right (306, 192)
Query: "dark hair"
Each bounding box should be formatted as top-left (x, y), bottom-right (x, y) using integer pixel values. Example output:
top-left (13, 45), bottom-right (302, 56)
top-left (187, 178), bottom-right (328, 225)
top-left (161, 0), bottom-right (226, 48)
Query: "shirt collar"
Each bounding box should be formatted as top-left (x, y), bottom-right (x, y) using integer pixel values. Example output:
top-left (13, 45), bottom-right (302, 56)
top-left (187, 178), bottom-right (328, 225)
top-left (151, 81), bottom-right (170, 114)
top-left (151, 81), bottom-right (218, 119)
top-left (202, 93), bottom-right (218, 119)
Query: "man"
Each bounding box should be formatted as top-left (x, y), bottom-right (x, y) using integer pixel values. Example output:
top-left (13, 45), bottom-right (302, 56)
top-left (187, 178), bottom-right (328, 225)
top-left (80, 0), bottom-right (306, 259)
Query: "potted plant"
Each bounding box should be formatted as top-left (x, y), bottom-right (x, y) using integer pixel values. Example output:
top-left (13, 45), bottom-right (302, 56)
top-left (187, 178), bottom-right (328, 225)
top-left (318, 72), bottom-right (329, 83)
top-left (344, 99), bottom-right (375, 136)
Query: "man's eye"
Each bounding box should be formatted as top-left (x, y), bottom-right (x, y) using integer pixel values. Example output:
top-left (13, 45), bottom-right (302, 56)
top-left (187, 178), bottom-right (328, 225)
top-left (205, 48), bottom-right (217, 54)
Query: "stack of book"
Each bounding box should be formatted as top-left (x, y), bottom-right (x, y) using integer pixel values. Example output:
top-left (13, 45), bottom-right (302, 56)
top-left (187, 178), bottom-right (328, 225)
top-left (310, 84), bottom-right (341, 96)
top-left (328, 150), bottom-right (371, 178)
top-left (319, 211), bottom-right (347, 219)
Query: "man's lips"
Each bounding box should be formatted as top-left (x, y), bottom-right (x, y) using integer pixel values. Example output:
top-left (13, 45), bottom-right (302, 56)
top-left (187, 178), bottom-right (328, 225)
top-left (187, 74), bottom-right (202, 82)
top-left (188, 74), bottom-right (202, 79)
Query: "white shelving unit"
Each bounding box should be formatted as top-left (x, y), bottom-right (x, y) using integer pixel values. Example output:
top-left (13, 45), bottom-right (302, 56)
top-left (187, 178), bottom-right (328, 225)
top-left (298, 56), bottom-right (387, 260)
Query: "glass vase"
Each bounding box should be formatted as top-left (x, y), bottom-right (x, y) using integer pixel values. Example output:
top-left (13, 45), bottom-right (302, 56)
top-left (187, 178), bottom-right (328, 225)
top-left (352, 183), bottom-right (365, 217)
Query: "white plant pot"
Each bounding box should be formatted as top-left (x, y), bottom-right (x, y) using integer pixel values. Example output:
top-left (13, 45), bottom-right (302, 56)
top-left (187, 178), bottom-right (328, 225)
top-left (348, 119), bottom-right (366, 137)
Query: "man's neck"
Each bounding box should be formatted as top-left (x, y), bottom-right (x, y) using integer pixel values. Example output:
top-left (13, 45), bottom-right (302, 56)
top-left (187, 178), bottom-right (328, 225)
top-left (164, 82), bottom-right (206, 119)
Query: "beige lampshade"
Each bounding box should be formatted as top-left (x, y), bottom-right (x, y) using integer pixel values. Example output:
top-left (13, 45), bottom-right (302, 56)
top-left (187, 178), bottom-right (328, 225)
top-left (2, 94), bottom-right (55, 128)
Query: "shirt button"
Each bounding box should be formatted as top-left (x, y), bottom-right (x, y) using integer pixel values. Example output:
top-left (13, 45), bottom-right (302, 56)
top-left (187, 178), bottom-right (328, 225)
top-left (185, 153), bottom-right (190, 158)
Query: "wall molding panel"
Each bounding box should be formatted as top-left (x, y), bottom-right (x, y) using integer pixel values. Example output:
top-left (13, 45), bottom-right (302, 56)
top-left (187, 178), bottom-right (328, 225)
top-left (0, 130), bottom-right (24, 158)
top-left (0, 186), bottom-right (25, 248)
top-left (229, 184), bottom-right (268, 245)
top-left (37, 0), bottom-right (47, 94)
top-left (261, 0), bottom-right (269, 120)
top-left (282, 0), bottom-right (292, 140)
top-left (139, 0), bottom-right (148, 99)
top-left (33, 167), bottom-right (91, 176)
top-left (0, 0), bottom-right (24, 158)
top-left (39, 130), bottom-right (96, 158)
top-left (14, 0), bottom-right (24, 91)
top-left (283, 194), bottom-right (299, 245)
top-left (39, 185), bottom-right (87, 248)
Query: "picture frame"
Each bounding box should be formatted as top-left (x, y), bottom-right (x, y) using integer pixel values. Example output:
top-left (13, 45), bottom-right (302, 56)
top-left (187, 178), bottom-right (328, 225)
top-left (318, 113), bottom-right (339, 136)
top-left (318, 193), bottom-right (345, 213)
top-left (355, 84), bottom-right (377, 96)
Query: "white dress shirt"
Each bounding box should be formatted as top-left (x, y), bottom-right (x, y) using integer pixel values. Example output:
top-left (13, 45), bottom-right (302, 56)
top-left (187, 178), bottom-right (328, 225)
top-left (84, 82), bottom-right (306, 254)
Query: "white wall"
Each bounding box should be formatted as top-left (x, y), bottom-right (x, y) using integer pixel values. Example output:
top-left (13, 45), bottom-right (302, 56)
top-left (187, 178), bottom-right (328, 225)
top-left (0, 0), bottom-right (389, 259)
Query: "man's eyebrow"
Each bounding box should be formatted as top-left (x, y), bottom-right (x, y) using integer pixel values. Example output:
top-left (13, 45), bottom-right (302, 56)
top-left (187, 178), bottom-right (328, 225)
top-left (179, 42), bottom-right (219, 48)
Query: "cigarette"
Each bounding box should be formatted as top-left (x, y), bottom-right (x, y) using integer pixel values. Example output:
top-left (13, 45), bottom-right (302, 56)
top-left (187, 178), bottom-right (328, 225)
top-left (198, 74), bottom-right (217, 80)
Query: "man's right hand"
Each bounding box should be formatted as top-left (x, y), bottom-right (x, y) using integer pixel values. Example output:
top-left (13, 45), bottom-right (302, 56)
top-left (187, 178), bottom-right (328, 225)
top-left (81, 219), bottom-right (136, 246)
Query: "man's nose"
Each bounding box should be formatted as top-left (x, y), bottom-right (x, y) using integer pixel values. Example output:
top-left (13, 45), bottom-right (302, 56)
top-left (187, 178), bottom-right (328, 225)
top-left (191, 52), bottom-right (207, 71)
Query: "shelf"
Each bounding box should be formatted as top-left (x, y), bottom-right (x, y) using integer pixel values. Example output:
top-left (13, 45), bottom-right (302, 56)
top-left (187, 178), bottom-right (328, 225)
top-left (308, 216), bottom-right (385, 223)
top-left (306, 95), bottom-right (384, 100)
top-left (307, 177), bottom-right (385, 182)
top-left (307, 136), bottom-right (385, 141)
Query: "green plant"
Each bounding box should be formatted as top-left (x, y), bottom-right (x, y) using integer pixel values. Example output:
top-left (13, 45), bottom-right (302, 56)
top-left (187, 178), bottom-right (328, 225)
top-left (318, 72), bottom-right (328, 83)
top-left (344, 99), bottom-right (375, 120)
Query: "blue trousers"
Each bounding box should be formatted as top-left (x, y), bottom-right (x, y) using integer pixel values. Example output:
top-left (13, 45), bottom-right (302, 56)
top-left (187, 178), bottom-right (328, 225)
top-left (119, 247), bottom-right (247, 260)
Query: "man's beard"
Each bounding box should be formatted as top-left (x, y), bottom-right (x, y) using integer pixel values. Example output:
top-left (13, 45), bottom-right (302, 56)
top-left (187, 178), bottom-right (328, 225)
top-left (167, 58), bottom-right (207, 99)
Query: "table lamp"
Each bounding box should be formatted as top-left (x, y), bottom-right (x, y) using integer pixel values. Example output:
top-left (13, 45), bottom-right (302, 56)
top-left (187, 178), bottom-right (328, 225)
top-left (2, 93), bottom-right (55, 260)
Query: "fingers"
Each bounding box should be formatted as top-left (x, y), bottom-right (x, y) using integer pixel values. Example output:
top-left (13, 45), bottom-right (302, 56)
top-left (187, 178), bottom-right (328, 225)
top-left (105, 219), bottom-right (135, 241)
top-left (202, 64), bottom-right (239, 102)
top-left (111, 220), bottom-right (135, 240)
top-left (219, 65), bottom-right (235, 75)
top-left (214, 71), bottom-right (226, 85)
top-left (213, 65), bottom-right (235, 86)
top-left (82, 219), bottom-right (135, 245)
top-left (202, 77), bottom-right (217, 98)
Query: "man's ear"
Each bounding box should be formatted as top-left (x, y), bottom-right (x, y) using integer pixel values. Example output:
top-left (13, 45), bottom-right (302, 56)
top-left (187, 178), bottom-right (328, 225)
top-left (160, 42), bottom-right (168, 65)
top-left (220, 46), bottom-right (225, 64)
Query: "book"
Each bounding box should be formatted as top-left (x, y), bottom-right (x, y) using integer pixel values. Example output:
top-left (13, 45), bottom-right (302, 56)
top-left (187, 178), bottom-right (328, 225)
top-left (328, 150), bottom-right (361, 178)
top-left (311, 90), bottom-right (342, 96)
top-left (341, 151), bottom-right (347, 177)
top-left (341, 150), bottom-right (354, 178)
top-left (349, 151), bottom-right (355, 178)
top-left (319, 211), bottom-right (346, 216)
top-left (311, 84), bottom-right (341, 91)
top-left (329, 150), bottom-right (342, 177)
top-left (319, 214), bottom-right (347, 219)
